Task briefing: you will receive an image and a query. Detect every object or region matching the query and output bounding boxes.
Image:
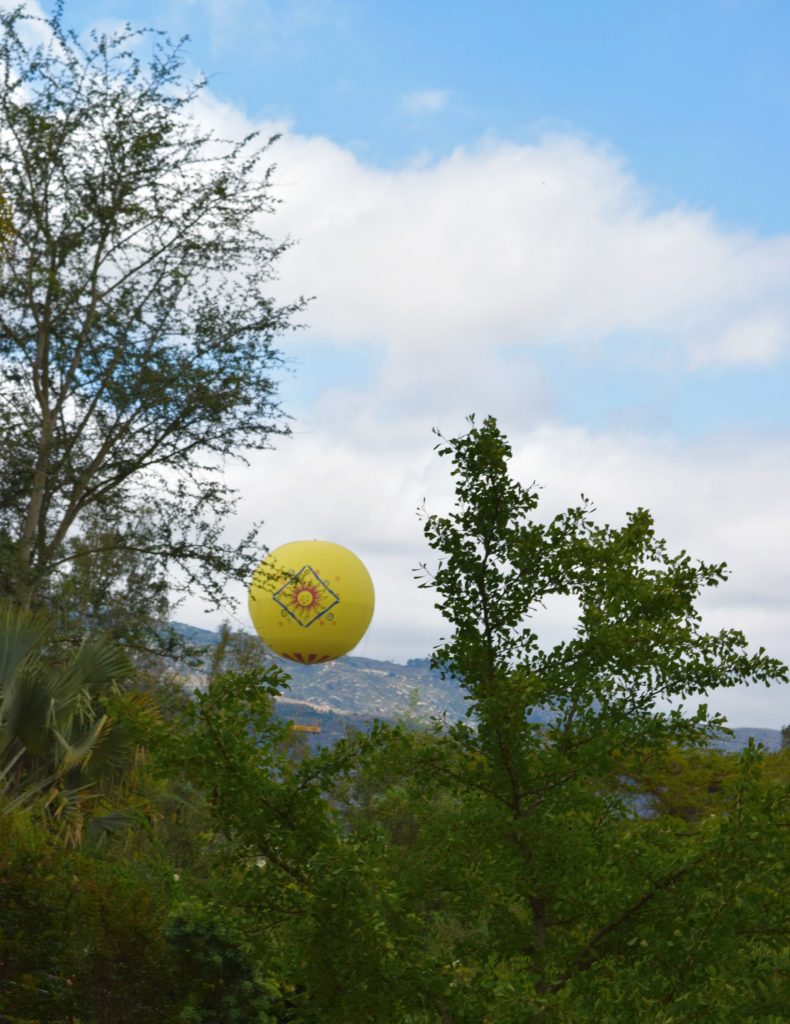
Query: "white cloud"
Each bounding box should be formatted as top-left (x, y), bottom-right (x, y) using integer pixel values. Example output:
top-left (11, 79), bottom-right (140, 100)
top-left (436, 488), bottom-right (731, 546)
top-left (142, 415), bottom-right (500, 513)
top-left (399, 89), bottom-right (450, 115)
top-left (176, 93), bottom-right (790, 728)
top-left (692, 311), bottom-right (787, 367)
top-left (242, 123), bottom-right (790, 371)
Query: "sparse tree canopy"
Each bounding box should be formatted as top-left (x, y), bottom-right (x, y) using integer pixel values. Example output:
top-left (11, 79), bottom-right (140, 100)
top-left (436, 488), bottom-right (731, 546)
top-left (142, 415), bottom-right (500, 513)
top-left (0, 5), bottom-right (304, 628)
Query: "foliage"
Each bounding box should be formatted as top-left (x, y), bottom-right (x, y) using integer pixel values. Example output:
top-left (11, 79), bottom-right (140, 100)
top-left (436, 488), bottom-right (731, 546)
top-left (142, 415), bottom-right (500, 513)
top-left (0, 599), bottom-right (151, 844)
top-left (421, 416), bottom-right (784, 743)
top-left (47, 505), bottom-right (171, 650)
top-left (1, 417), bottom-right (787, 1022)
top-left (166, 907), bottom-right (288, 1024)
top-left (0, 5), bottom-right (304, 633)
top-left (0, 811), bottom-right (177, 1024)
top-left (408, 415), bottom-right (790, 1018)
top-left (137, 668), bottom-right (788, 1022)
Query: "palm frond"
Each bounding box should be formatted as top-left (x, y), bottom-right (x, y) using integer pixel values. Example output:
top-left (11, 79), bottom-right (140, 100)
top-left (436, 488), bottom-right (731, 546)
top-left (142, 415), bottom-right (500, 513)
top-left (67, 714), bottom-right (138, 784)
top-left (86, 807), bottom-right (147, 846)
top-left (0, 604), bottom-right (146, 843)
top-left (0, 600), bottom-right (51, 690)
top-left (0, 674), bottom-right (55, 759)
top-left (2, 766), bottom-right (68, 813)
top-left (52, 639), bottom-right (133, 704)
top-left (54, 714), bottom-right (112, 772)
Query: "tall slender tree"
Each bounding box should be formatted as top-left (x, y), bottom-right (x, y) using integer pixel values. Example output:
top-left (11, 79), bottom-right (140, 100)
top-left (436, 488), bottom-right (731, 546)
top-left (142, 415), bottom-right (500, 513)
top-left (0, 5), bottom-right (304, 630)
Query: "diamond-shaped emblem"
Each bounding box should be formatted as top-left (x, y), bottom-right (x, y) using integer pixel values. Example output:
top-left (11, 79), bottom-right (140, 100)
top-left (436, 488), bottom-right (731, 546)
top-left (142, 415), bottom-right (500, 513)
top-left (273, 564), bottom-right (339, 627)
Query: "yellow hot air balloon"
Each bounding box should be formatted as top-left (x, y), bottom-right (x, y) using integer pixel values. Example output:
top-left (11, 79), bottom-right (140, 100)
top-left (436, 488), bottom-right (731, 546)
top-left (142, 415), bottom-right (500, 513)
top-left (248, 540), bottom-right (374, 664)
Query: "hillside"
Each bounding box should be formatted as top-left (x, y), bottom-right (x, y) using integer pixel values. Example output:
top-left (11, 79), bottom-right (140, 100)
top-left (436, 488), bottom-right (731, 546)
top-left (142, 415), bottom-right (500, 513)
top-left (172, 623), bottom-right (783, 752)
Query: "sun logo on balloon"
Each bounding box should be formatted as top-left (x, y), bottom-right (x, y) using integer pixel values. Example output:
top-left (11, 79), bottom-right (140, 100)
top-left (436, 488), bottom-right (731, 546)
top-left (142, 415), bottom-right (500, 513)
top-left (273, 564), bottom-right (339, 627)
top-left (291, 582), bottom-right (321, 612)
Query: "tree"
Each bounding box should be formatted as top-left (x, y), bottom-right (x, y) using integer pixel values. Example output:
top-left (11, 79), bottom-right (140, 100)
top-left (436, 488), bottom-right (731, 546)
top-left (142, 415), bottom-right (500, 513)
top-left (411, 415), bottom-right (789, 1019)
top-left (0, 5), bottom-right (304, 627)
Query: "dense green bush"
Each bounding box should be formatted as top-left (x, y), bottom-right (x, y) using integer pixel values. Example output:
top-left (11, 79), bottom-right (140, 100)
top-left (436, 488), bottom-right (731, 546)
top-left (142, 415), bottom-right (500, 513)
top-left (0, 814), bottom-right (175, 1023)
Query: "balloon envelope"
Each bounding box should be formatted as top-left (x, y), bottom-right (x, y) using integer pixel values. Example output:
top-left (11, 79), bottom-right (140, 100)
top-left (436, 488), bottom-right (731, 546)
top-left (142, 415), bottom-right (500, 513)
top-left (248, 540), bottom-right (374, 664)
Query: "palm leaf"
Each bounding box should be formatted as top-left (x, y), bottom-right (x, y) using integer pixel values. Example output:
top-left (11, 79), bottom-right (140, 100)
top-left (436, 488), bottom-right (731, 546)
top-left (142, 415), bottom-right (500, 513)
top-left (2, 765), bottom-right (69, 813)
top-left (0, 740), bottom-right (30, 795)
top-left (0, 600), bottom-right (51, 690)
top-left (1, 674), bottom-right (55, 759)
top-left (0, 604), bottom-right (144, 841)
top-left (86, 807), bottom-right (147, 845)
top-left (44, 782), bottom-right (100, 848)
top-left (54, 714), bottom-right (112, 772)
top-left (51, 639), bottom-right (132, 706)
top-left (62, 714), bottom-right (139, 785)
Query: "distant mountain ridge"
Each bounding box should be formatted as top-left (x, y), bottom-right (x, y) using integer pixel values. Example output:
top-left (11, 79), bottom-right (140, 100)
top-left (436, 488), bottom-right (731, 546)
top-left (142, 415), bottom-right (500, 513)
top-left (174, 622), bottom-right (473, 721)
top-left (171, 622), bottom-right (783, 752)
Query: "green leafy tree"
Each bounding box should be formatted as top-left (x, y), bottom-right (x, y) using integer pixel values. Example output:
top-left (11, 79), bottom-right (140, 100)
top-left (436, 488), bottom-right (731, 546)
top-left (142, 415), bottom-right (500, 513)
top-left (0, 5), bottom-right (304, 629)
top-left (409, 415), bottom-right (789, 1020)
top-left (142, 669), bottom-right (439, 1022)
top-left (50, 505), bottom-right (171, 649)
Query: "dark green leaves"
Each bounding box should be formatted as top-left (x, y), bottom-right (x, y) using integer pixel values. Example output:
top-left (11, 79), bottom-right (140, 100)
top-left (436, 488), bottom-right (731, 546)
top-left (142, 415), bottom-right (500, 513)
top-left (423, 415), bottom-right (788, 745)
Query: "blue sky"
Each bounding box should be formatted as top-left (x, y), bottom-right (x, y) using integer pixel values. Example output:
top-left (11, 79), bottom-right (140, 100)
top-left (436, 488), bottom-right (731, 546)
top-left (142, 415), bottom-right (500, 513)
top-left (62, 0), bottom-right (790, 231)
top-left (57, 0), bottom-right (790, 438)
top-left (33, 1), bottom-right (790, 726)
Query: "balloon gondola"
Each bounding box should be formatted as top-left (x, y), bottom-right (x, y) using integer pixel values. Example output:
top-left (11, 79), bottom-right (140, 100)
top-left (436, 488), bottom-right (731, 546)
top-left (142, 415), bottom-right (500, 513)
top-left (289, 722), bottom-right (321, 734)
